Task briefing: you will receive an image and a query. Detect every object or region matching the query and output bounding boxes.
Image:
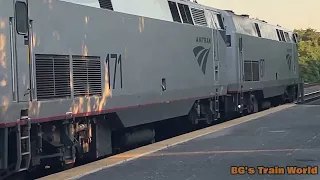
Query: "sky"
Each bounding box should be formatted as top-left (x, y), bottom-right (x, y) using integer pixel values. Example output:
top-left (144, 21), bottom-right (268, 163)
top-left (198, 0), bottom-right (319, 31)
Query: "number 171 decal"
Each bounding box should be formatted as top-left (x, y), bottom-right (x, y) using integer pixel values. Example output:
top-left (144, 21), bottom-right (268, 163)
top-left (106, 53), bottom-right (123, 89)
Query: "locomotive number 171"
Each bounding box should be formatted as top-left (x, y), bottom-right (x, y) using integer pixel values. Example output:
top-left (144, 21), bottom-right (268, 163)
top-left (106, 53), bottom-right (123, 89)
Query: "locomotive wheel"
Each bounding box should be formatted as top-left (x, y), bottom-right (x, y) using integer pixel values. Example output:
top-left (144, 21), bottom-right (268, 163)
top-left (288, 88), bottom-right (295, 103)
top-left (284, 89), bottom-right (294, 103)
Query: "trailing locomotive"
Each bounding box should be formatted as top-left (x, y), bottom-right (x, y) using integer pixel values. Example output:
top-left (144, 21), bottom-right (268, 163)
top-left (0, 0), bottom-right (301, 179)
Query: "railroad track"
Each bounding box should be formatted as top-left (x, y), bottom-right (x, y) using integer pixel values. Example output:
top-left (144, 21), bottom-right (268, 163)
top-left (303, 82), bottom-right (320, 88)
top-left (302, 90), bottom-right (320, 103)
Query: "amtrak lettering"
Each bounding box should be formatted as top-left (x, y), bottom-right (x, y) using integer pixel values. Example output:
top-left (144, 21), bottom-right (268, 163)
top-left (196, 37), bottom-right (211, 44)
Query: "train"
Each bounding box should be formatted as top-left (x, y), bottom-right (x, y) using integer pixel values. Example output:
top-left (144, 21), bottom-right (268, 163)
top-left (0, 0), bottom-right (302, 179)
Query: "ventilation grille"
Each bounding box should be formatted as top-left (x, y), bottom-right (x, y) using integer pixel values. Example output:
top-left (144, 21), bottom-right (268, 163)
top-left (191, 8), bottom-right (207, 27)
top-left (252, 62), bottom-right (259, 81)
top-left (99, 0), bottom-right (113, 10)
top-left (35, 54), bottom-right (71, 100)
top-left (244, 62), bottom-right (252, 81)
top-left (73, 56), bottom-right (102, 97)
top-left (244, 61), bottom-right (260, 81)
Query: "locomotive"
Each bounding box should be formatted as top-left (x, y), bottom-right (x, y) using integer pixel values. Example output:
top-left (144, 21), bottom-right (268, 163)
top-left (0, 0), bottom-right (301, 179)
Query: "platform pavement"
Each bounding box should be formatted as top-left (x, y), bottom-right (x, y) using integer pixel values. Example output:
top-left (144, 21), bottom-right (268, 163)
top-left (79, 104), bottom-right (320, 180)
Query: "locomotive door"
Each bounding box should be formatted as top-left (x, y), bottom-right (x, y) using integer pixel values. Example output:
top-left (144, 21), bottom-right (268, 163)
top-left (206, 10), bottom-right (220, 82)
top-left (12, 0), bottom-right (31, 102)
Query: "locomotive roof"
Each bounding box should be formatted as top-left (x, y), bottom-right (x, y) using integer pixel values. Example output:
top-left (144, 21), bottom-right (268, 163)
top-left (59, 0), bottom-right (294, 33)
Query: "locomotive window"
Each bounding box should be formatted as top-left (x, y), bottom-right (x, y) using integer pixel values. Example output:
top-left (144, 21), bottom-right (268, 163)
top-left (98, 0), bottom-right (113, 10)
top-left (177, 3), bottom-right (194, 25)
top-left (276, 29), bottom-right (281, 41)
top-left (15, 1), bottom-right (28, 35)
top-left (168, 1), bottom-right (181, 23)
top-left (226, 35), bottom-right (231, 47)
top-left (276, 29), bottom-right (282, 41)
top-left (216, 14), bottom-right (225, 30)
top-left (292, 33), bottom-right (298, 43)
top-left (284, 32), bottom-right (290, 42)
top-left (184, 5), bottom-right (194, 25)
top-left (292, 34), bottom-right (297, 43)
top-left (279, 30), bottom-right (285, 42)
top-left (254, 23), bottom-right (261, 37)
top-left (210, 13), bottom-right (221, 29)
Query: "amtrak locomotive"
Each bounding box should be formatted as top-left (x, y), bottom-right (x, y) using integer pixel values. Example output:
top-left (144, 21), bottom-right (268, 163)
top-left (0, 0), bottom-right (301, 179)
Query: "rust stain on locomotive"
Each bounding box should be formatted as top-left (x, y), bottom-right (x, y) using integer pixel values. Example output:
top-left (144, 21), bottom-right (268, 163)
top-left (85, 16), bottom-right (89, 24)
top-left (0, 73), bottom-right (8, 87)
top-left (0, 18), bottom-right (7, 69)
top-left (98, 63), bottom-right (112, 111)
top-left (29, 101), bottom-right (41, 117)
top-left (0, 18), bottom-right (7, 90)
top-left (82, 42), bottom-right (88, 56)
top-left (1, 96), bottom-right (9, 114)
top-left (43, 0), bottom-right (53, 10)
top-left (93, 95), bottom-right (99, 111)
top-left (32, 32), bottom-right (37, 48)
top-left (0, 20), bottom-right (5, 29)
top-left (69, 69), bottom-right (73, 90)
top-left (0, 79), bottom-right (6, 87)
top-left (87, 96), bottom-right (91, 113)
top-left (32, 32), bottom-right (40, 48)
top-left (86, 86), bottom-right (92, 113)
top-left (139, 17), bottom-right (145, 33)
top-left (82, 16), bottom-right (89, 57)
top-left (71, 97), bottom-right (85, 114)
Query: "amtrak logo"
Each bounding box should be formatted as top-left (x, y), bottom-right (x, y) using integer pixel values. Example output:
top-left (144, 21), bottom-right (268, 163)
top-left (286, 54), bottom-right (292, 70)
top-left (193, 46), bottom-right (211, 74)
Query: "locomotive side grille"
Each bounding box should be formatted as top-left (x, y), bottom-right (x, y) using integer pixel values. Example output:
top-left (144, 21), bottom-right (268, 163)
top-left (191, 8), bottom-right (208, 27)
top-left (244, 61), bottom-right (252, 81)
top-left (99, 0), bottom-right (113, 10)
top-left (72, 56), bottom-right (102, 97)
top-left (35, 54), bottom-right (71, 100)
top-left (252, 62), bottom-right (260, 81)
top-left (244, 61), bottom-right (260, 81)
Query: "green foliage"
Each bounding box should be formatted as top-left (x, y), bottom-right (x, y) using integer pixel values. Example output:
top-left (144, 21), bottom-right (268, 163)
top-left (294, 28), bottom-right (320, 83)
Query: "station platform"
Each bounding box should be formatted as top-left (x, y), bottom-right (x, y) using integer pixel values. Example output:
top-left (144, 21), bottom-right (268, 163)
top-left (77, 104), bottom-right (320, 180)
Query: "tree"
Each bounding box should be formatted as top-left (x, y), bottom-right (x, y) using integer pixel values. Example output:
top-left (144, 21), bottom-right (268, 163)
top-left (294, 28), bottom-right (320, 83)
